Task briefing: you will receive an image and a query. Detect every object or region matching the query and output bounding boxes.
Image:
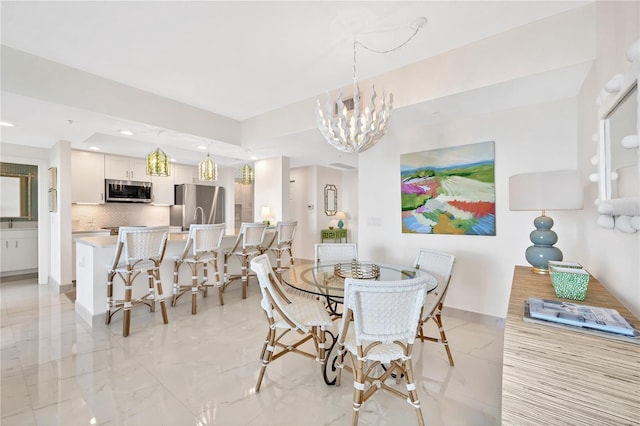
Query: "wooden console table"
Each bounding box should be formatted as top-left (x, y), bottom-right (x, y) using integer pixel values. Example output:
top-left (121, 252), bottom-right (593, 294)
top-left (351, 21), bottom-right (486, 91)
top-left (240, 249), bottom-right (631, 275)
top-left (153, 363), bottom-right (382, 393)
top-left (321, 228), bottom-right (347, 243)
top-left (502, 266), bottom-right (639, 425)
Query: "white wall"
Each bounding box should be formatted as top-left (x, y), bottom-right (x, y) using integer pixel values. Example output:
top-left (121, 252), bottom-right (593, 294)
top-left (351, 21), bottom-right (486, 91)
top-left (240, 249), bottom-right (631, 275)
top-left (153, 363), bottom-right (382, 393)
top-left (577, 1), bottom-right (639, 318)
top-left (49, 141), bottom-right (73, 289)
top-left (358, 98), bottom-right (579, 319)
top-left (254, 156), bottom-right (290, 223)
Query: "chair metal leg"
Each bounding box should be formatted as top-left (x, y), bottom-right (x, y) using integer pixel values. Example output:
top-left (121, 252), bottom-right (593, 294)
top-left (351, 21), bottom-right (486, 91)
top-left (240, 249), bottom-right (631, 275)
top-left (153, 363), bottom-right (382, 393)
top-left (123, 275), bottom-right (133, 337)
top-left (172, 261), bottom-right (180, 307)
top-left (352, 357), bottom-right (365, 426)
top-left (191, 270), bottom-right (199, 315)
top-left (256, 327), bottom-right (275, 392)
top-left (241, 255), bottom-right (248, 299)
top-left (154, 268), bottom-right (169, 324)
top-left (147, 272), bottom-right (156, 313)
top-left (106, 272), bottom-right (115, 325)
top-left (434, 312), bottom-right (454, 366)
top-left (403, 356), bottom-right (425, 426)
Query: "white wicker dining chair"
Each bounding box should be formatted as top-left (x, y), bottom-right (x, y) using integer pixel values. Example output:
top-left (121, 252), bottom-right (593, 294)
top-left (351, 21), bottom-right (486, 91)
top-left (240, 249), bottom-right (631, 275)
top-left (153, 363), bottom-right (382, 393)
top-left (106, 226), bottom-right (170, 337)
top-left (260, 220), bottom-right (297, 272)
top-left (336, 275), bottom-right (430, 426)
top-left (314, 243), bottom-right (357, 264)
top-left (250, 254), bottom-right (334, 392)
top-left (172, 223), bottom-right (226, 314)
top-left (413, 248), bottom-right (456, 366)
top-left (223, 222), bottom-right (268, 299)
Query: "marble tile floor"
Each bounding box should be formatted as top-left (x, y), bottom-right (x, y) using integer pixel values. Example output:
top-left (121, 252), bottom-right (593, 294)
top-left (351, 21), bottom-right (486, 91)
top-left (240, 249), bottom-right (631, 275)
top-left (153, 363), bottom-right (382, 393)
top-left (1, 277), bottom-right (504, 425)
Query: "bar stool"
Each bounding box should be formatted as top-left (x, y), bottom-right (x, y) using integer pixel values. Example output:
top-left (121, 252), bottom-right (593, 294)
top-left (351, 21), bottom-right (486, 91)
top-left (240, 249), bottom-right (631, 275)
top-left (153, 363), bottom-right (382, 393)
top-left (105, 226), bottom-right (170, 337)
top-left (172, 223), bottom-right (226, 313)
top-left (260, 220), bottom-right (297, 272)
top-left (223, 222), bottom-right (267, 299)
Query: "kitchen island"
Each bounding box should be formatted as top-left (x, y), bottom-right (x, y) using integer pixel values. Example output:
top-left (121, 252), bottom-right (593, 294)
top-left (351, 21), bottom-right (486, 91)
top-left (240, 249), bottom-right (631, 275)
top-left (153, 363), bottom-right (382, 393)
top-left (75, 232), bottom-right (271, 326)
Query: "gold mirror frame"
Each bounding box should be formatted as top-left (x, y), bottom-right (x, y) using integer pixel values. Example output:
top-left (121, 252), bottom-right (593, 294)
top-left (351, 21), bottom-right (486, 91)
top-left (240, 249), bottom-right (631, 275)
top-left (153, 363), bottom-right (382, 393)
top-left (324, 184), bottom-right (337, 216)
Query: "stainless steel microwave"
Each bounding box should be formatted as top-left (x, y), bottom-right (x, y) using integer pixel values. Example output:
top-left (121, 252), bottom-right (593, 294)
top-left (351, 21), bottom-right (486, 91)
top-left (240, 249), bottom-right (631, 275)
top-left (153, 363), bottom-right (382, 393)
top-left (105, 179), bottom-right (152, 203)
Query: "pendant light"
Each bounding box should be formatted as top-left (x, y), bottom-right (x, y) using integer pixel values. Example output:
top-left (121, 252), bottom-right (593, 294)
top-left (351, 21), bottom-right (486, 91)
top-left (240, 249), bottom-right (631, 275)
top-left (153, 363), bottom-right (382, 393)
top-left (146, 147), bottom-right (170, 176)
top-left (146, 131), bottom-right (170, 177)
top-left (240, 151), bottom-right (254, 185)
top-left (198, 143), bottom-right (218, 181)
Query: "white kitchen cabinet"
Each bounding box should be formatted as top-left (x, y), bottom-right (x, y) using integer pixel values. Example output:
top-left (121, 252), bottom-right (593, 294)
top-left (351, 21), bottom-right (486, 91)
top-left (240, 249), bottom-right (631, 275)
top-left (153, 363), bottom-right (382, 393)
top-left (174, 164), bottom-right (196, 185)
top-left (152, 174), bottom-right (174, 206)
top-left (72, 150), bottom-right (105, 204)
top-left (0, 229), bottom-right (38, 274)
top-left (105, 155), bottom-right (148, 182)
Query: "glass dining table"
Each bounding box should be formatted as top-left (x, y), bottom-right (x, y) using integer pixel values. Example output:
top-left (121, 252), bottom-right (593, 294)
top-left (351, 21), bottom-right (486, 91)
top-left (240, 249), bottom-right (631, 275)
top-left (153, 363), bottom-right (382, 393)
top-left (280, 261), bottom-right (438, 384)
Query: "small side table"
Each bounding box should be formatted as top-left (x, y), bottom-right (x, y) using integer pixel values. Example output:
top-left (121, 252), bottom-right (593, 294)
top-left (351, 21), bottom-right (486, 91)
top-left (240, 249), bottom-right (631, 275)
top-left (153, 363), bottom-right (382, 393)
top-left (321, 228), bottom-right (347, 243)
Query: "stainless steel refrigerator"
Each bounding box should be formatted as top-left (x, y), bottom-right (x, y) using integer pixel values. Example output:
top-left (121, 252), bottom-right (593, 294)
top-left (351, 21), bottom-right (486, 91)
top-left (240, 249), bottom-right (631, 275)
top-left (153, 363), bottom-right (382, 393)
top-left (170, 184), bottom-right (225, 231)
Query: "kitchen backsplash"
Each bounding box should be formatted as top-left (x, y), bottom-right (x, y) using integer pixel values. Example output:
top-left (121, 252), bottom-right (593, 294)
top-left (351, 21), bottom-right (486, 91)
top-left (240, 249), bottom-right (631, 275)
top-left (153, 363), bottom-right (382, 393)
top-left (72, 204), bottom-right (170, 231)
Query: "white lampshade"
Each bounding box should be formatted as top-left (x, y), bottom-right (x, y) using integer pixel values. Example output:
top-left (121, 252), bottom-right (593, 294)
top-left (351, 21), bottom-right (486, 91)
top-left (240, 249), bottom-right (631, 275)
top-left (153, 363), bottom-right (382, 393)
top-left (509, 170), bottom-right (583, 212)
top-left (260, 206), bottom-right (271, 220)
top-left (335, 211), bottom-right (346, 220)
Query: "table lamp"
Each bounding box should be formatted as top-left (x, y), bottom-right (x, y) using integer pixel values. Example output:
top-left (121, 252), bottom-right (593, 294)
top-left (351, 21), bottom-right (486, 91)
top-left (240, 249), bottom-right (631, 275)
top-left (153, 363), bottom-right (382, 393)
top-left (335, 211), bottom-right (346, 229)
top-left (509, 170), bottom-right (583, 274)
top-left (260, 206), bottom-right (271, 226)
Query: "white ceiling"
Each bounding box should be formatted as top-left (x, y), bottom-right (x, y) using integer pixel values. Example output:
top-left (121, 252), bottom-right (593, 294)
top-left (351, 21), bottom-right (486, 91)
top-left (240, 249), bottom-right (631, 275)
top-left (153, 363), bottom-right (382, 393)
top-left (0, 1), bottom-right (591, 169)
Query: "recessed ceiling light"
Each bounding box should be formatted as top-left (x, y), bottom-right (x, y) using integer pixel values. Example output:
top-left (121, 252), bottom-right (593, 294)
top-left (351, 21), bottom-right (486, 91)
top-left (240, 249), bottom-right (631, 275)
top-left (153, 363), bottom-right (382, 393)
top-left (88, 146), bottom-right (100, 151)
top-left (119, 130), bottom-right (134, 136)
top-left (170, 158), bottom-right (177, 162)
top-left (197, 145), bottom-right (207, 150)
top-left (0, 121), bottom-right (15, 127)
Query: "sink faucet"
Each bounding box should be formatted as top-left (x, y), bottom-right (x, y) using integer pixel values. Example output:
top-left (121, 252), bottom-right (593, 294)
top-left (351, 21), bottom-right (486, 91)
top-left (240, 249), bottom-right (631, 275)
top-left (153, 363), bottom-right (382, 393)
top-left (194, 206), bottom-right (205, 224)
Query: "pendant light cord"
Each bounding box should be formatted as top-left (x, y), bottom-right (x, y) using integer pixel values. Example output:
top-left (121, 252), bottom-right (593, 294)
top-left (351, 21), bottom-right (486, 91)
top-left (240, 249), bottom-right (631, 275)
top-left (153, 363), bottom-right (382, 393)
top-left (352, 17), bottom-right (427, 84)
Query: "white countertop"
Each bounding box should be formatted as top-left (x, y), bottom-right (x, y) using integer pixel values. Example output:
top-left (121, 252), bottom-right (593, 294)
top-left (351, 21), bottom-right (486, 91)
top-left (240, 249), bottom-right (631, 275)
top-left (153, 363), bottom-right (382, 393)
top-left (75, 232), bottom-right (192, 248)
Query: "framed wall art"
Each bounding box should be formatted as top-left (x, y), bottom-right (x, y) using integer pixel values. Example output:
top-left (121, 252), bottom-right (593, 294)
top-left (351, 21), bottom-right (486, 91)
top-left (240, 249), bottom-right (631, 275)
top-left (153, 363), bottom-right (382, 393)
top-left (401, 141), bottom-right (495, 235)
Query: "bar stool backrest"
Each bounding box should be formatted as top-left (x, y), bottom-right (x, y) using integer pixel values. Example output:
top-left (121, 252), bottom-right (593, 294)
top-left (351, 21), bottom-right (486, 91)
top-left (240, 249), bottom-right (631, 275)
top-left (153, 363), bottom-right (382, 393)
top-left (117, 226), bottom-right (169, 265)
top-left (275, 221), bottom-right (297, 246)
top-left (232, 222), bottom-right (267, 251)
top-left (188, 223), bottom-right (226, 256)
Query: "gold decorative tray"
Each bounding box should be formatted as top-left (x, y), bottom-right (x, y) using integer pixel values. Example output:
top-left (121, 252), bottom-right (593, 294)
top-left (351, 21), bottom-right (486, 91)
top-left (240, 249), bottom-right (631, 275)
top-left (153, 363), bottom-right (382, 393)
top-left (333, 262), bottom-right (380, 280)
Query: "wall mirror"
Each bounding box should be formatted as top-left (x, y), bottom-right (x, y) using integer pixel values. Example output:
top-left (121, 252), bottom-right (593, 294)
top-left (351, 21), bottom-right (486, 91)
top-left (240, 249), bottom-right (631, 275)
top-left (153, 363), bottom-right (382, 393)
top-left (0, 162), bottom-right (37, 221)
top-left (595, 39), bottom-right (639, 232)
top-left (600, 82), bottom-right (638, 200)
top-left (324, 184), bottom-right (337, 216)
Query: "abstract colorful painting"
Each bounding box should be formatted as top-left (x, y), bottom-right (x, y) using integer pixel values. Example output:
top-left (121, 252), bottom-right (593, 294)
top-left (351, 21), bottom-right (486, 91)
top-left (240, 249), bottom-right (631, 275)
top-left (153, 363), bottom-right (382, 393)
top-left (401, 141), bottom-right (495, 235)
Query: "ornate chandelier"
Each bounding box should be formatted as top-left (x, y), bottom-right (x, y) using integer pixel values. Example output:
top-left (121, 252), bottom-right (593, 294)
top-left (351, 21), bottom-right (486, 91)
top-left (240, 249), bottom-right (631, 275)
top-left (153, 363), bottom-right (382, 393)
top-left (316, 18), bottom-right (427, 154)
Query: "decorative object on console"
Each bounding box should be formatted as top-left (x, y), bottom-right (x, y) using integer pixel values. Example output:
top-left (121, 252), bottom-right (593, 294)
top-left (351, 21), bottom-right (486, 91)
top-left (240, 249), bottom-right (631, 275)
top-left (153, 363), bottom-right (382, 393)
top-left (509, 170), bottom-right (584, 274)
top-left (146, 147), bottom-right (170, 177)
top-left (315, 17), bottom-right (427, 154)
top-left (335, 211), bottom-right (346, 229)
top-left (198, 143), bottom-right (218, 182)
top-left (401, 141), bottom-right (496, 235)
